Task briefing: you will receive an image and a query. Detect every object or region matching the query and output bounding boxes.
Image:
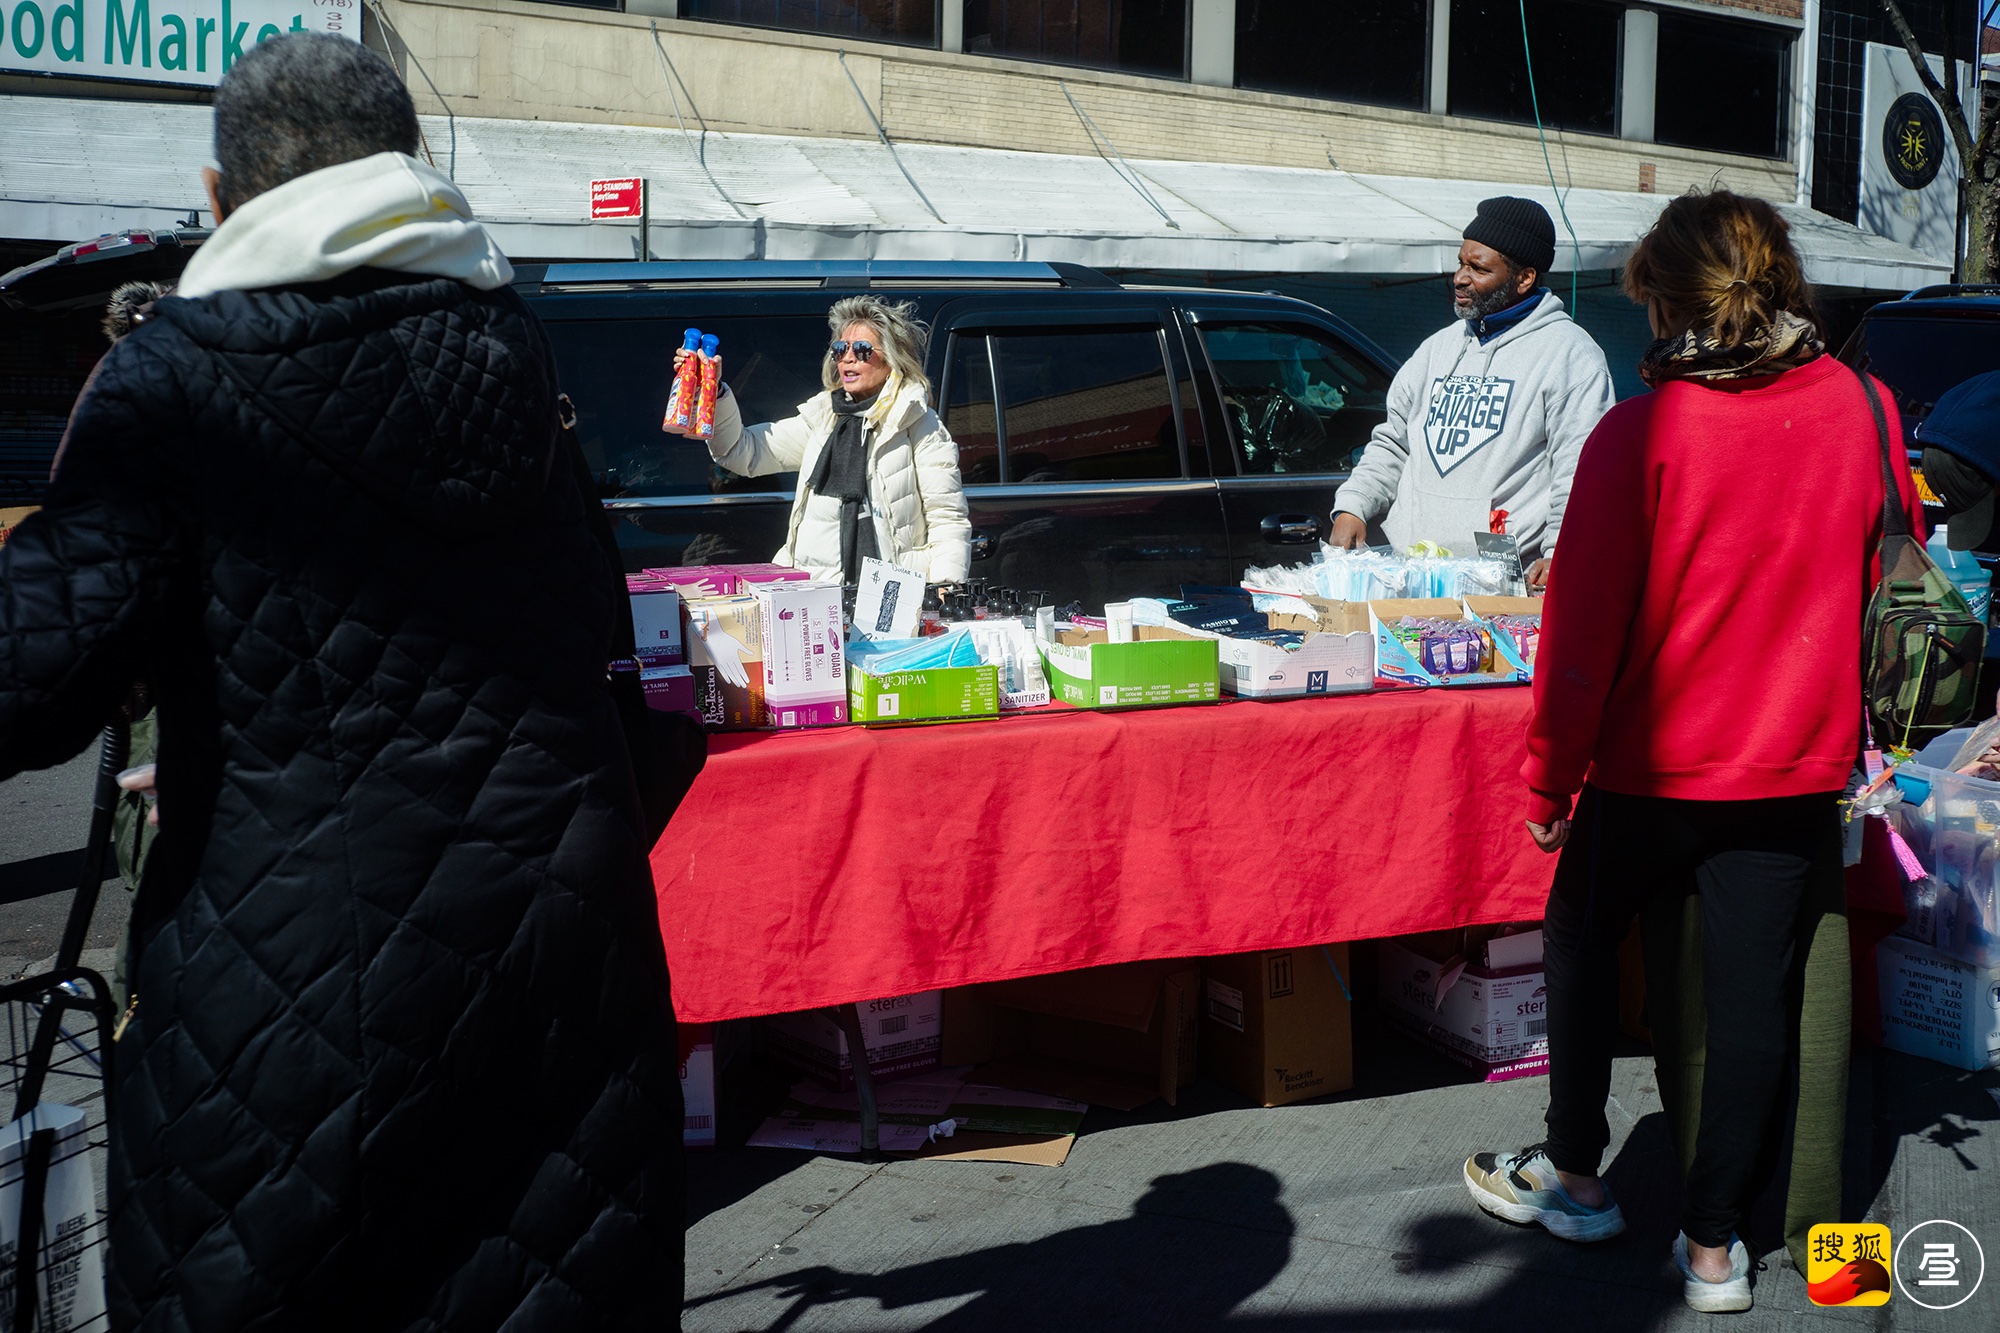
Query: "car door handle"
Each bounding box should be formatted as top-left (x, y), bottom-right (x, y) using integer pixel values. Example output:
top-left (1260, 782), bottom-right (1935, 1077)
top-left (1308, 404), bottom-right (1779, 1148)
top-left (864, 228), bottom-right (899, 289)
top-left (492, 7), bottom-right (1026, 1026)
top-left (970, 529), bottom-right (995, 560)
top-left (1259, 513), bottom-right (1323, 544)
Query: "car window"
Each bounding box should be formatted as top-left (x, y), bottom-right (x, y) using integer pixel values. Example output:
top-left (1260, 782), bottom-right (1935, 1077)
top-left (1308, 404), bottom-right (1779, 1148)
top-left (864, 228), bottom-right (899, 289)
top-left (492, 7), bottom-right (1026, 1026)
top-left (990, 328), bottom-right (1180, 483)
top-left (1850, 314), bottom-right (2000, 428)
top-left (539, 315), bottom-right (828, 497)
top-left (1200, 322), bottom-right (1392, 474)
top-left (943, 333), bottom-right (1002, 484)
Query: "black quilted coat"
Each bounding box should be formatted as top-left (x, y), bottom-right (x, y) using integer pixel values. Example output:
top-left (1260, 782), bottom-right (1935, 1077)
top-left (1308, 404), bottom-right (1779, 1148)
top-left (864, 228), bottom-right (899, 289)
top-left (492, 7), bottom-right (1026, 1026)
top-left (0, 269), bottom-right (685, 1330)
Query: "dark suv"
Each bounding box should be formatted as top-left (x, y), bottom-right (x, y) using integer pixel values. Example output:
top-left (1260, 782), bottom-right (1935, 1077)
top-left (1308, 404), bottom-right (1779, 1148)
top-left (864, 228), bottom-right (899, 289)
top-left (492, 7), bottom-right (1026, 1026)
top-left (518, 260), bottom-right (1396, 605)
top-left (1840, 284), bottom-right (2000, 535)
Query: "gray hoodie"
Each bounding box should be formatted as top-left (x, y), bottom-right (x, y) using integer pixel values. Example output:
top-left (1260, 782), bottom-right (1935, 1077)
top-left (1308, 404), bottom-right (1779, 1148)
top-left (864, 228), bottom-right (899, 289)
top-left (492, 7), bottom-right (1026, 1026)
top-left (1332, 293), bottom-right (1615, 561)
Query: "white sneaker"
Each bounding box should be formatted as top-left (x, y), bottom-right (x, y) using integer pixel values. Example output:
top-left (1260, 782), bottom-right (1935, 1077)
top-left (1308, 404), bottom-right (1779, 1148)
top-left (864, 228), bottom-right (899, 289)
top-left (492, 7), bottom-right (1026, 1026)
top-left (1463, 1144), bottom-right (1627, 1242)
top-left (1673, 1232), bottom-right (1754, 1313)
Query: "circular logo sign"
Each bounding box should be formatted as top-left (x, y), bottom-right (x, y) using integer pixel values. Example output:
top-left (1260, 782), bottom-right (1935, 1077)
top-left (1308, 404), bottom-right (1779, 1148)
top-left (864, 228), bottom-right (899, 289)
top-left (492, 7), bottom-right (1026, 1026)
top-left (1884, 92), bottom-right (1946, 190)
top-left (1893, 1218), bottom-right (1986, 1310)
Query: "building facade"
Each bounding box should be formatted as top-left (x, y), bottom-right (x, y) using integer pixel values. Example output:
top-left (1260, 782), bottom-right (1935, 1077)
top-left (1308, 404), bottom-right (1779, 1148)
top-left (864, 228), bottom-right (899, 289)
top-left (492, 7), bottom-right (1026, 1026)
top-left (365, 0), bottom-right (1810, 202)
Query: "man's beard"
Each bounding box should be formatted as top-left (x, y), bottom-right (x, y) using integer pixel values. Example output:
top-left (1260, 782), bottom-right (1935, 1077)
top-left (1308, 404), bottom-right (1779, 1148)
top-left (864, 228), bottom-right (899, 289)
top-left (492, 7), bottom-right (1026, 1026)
top-left (1454, 278), bottom-right (1525, 320)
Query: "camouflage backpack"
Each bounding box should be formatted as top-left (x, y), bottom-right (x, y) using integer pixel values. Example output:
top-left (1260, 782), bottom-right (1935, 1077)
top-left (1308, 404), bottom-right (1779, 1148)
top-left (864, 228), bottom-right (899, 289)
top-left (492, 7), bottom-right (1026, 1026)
top-left (1860, 371), bottom-right (1984, 752)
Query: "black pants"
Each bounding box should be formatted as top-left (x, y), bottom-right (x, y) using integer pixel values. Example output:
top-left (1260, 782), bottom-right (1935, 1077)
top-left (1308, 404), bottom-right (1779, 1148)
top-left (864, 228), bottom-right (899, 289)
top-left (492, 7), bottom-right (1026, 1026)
top-left (1540, 784), bottom-right (1844, 1247)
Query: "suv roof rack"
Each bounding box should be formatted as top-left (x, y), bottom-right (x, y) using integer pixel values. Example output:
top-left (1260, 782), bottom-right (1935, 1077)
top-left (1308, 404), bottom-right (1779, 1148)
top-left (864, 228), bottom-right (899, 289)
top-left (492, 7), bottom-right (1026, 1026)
top-left (1902, 284), bottom-right (2000, 301)
top-left (532, 259), bottom-right (1121, 291)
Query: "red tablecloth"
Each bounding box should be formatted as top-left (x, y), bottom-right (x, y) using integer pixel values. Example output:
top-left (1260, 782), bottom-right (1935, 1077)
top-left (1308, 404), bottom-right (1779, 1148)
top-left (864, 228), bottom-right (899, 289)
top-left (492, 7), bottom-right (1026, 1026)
top-left (653, 688), bottom-right (1555, 1022)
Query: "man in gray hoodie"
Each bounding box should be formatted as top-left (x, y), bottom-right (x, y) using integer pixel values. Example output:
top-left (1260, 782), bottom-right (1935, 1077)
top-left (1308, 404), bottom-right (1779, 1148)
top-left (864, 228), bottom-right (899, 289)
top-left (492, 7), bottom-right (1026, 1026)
top-left (1329, 197), bottom-right (1616, 588)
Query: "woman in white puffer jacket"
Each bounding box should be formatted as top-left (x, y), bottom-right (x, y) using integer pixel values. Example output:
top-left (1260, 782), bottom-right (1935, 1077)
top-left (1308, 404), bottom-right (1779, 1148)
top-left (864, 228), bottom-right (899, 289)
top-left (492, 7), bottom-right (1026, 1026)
top-left (671, 296), bottom-right (971, 585)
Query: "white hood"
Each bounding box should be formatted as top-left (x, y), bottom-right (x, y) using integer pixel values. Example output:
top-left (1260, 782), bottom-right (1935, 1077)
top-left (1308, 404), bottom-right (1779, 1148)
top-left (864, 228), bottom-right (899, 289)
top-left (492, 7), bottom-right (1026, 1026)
top-left (175, 152), bottom-right (513, 299)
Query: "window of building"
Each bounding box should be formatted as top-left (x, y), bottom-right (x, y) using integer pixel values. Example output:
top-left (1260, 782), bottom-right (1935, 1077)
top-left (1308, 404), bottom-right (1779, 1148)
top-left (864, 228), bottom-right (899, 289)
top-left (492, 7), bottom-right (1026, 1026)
top-left (1233, 0), bottom-right (1428, 111)
top-left (1655, 14), bottom-right (1790, 159)
top-left (1447, 0), bottom-right (1620, 136)
top-left (1200, 323), bottom-right (1391, 474)
top-left (983, 327), bottom-right (1181, 482)
top-left (680, 1), bottom-right (939, 48)
top-left (964, 1), bottom-right (1189, 80)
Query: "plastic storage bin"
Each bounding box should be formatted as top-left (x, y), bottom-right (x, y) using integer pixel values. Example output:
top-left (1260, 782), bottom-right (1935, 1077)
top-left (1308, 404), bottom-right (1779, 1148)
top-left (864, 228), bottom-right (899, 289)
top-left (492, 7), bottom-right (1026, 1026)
top-left (1888, 763), bottom-right (2000, 967)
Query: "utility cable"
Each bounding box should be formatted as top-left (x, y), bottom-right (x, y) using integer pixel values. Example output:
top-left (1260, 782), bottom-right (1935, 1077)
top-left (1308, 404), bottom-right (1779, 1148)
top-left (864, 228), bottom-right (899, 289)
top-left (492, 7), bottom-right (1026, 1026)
top-left (650, 22), bottom-right (750, 220)
top-left (364, 0), bottom-right (455, 179)
top-left (1062, 82), bottom-right (1181, 230)
top-left (837, 50), bottom-right (947, 224)
top-left (1516, 0), bottom-right (1582, 312)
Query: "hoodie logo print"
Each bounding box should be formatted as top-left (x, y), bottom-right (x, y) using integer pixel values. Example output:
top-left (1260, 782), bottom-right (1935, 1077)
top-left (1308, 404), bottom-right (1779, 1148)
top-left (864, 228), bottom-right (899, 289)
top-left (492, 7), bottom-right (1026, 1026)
top-left (1423, 375), bottom-right (1516, 477)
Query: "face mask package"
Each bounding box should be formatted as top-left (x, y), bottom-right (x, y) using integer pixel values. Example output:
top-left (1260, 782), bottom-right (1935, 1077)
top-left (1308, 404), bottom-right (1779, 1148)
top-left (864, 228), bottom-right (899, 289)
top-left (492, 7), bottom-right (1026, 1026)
top-left (847, 630), bottom-right (1001, 724)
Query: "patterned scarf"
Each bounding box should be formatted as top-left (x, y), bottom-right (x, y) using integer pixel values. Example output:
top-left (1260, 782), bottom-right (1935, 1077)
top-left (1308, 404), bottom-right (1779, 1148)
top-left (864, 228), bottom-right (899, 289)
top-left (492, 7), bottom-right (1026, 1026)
top-left (1638, 309), bottom-right (1824, 388)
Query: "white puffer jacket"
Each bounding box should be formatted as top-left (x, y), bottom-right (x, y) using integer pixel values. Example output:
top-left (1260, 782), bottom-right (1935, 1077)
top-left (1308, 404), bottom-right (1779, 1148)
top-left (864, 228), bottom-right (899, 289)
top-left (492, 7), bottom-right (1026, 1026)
top-left (708, 377), bottom-right (972, 583)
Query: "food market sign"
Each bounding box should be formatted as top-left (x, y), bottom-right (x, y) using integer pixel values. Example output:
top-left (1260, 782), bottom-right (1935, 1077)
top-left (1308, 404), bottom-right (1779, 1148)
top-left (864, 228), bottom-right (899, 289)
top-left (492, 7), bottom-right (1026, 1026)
top-left (0, 0), bottom-right (357, 88)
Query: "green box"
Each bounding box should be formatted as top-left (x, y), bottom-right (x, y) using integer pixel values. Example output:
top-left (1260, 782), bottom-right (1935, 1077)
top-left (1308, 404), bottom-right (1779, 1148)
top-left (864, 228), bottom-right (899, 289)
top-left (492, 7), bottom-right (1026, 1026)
top-left (847, 662), bottom-right (1000, 724)
top-left (1038, 628), bottom-right (1220, 710)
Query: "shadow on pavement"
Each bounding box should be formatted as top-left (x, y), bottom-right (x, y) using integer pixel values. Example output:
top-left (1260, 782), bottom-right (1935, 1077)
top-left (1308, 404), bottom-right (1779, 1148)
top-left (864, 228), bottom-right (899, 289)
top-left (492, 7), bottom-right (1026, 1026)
top-left (686, 1162), bottom-right (1292, 1331)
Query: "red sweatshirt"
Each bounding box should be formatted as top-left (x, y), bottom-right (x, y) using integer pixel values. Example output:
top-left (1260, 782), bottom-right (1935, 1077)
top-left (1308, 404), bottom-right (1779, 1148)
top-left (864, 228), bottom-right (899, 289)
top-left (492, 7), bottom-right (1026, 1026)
top-left (1524, 355), bottom-right (1924, 824)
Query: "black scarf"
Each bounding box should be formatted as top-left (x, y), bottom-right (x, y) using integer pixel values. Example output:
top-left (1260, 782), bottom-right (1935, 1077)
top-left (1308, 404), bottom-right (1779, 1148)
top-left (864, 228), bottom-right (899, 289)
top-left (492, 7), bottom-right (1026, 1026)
top-left (807, 388), bottom-right (882, 585)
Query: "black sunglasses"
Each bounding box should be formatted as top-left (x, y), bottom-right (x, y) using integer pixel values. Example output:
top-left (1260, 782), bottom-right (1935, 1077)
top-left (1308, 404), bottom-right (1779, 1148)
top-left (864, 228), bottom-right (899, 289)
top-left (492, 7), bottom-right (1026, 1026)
top-left (829, 339), bottom-right (877, 362)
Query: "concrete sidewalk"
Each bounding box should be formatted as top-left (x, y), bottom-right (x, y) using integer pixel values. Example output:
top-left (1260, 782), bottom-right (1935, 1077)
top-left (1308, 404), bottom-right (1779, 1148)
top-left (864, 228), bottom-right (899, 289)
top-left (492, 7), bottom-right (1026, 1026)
top-left (685, 1013), bottom-right (1999, 1332)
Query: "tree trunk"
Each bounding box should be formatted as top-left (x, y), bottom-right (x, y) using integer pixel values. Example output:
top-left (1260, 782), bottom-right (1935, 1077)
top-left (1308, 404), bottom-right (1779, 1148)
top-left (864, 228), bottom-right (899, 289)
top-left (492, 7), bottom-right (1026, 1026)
top-left (1968, 138), bottom-right (2000, 284)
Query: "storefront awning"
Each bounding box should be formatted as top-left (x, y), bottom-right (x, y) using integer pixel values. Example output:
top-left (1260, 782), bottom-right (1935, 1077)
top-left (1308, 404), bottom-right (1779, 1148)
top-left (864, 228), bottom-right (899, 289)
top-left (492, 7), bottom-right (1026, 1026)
top-left (0, 93), bottom-right (1949, 292)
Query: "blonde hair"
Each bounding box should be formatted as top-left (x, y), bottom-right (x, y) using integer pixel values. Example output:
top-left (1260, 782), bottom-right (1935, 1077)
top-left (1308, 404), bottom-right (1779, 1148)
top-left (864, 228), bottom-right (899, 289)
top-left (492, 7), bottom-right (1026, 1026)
top-left (823, 295), bottom-right (931, 398)
top-left (1624, 190), bottom-right (1819, 346)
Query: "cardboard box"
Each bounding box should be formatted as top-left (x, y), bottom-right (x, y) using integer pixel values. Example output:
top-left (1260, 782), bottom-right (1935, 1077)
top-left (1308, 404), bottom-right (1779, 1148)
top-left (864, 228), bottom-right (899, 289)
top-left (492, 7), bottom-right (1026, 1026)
top-left (678, 1020), bottom-right (748, 1149)
top-left (640, 664), bottom-right (700, 719)
top-left (1213, 599), bottom-right (1374, 699)
top-left (0, 506), bottom-right (39, 548)
top-left (848, 662), bottom-right (1001, 724)
top-left (1201, 944), bottom-right (1354, 1106)
top-left (761, 990), bottom-right (944, 1090)
top-left (964, 619), bottom-right (1052, 710)
top-left (1037, 626), bottom-right (1220, 710)
top-left (1463, 595), bottom-right (1543, 675)
top-left (684, 596), bottom-right (766, 730)
top-left (1377, 934), bottom-right (1549, 1079)
top-left (943, 961), bottom-right (1201, 1109)
top-left (1367, 598), bottom-right (1532, 689)
top-left (1877, 933), bottom-right (2000, 1071)
top-left (644, 563), bottom-right (814, 597)
top-left (746, 1070), bottom-right (1089, 1164)
top-left (628, 586), bottom-right (684, 666)
top-left (758, 582), bottom-right (848, 728)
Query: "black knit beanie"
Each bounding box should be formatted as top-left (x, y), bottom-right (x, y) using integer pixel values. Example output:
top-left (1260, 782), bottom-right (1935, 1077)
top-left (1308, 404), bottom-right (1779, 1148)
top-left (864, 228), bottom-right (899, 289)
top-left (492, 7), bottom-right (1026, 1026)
top-left (1463, 196), bottom-right (1556, 277)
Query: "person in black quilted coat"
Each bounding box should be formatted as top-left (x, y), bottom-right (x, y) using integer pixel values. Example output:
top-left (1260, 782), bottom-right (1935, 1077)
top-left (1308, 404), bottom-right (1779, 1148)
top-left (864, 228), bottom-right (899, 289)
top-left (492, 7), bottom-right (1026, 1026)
top-left (0, 35), bottom-right (685, 1330)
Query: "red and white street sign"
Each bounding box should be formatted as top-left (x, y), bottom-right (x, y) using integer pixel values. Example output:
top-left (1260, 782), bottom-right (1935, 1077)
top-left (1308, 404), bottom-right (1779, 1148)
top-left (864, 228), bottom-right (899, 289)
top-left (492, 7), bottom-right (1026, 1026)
top-left (590, 178), bottom-right (646, 220)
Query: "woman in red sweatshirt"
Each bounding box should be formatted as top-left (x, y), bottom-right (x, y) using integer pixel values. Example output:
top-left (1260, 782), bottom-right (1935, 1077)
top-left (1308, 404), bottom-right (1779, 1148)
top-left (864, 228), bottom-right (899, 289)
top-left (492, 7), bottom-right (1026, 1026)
top-left (1461, 191), bottom-right (1923, 1313)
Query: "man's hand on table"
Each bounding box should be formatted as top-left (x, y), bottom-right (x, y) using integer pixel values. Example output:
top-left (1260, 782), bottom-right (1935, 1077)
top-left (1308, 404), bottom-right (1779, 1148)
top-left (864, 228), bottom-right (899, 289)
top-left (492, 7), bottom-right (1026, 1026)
top-left (1525, 557), bottom-right (1551, 593)
top-left (1526, 818), bottom-right (1569, 853)
top-left (1328, 511), bottom-right (1369, 549)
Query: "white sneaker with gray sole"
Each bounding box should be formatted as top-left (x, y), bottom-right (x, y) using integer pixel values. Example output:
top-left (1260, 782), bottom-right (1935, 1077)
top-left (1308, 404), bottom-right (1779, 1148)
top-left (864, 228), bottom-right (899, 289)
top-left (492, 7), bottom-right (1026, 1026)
top-left (1463, 1144), bottom-right (1627, 1242)
top-left (1673, 1232), bottom-right (1754, 1313)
